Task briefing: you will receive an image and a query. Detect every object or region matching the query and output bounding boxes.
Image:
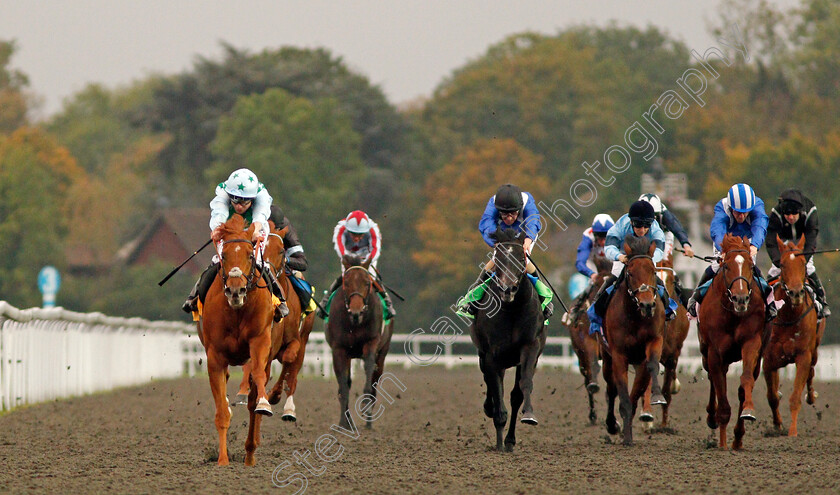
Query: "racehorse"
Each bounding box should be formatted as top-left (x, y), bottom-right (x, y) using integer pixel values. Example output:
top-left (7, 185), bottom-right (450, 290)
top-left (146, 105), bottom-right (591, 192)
top-left (197, 214), bottom-right (274, 466)
top-left (602, 235), bottom-right (666, 446)
top-left (470, 229), bottom-right (546, 451)
top-left (763, 234), bottom-right (825, 437)
top-left (326, 253), bottom-right (393, 430)
top-left (566, 256), bottom-right (611, 425)
top-left (640, 243), bottom-right (689, 429)
top-left (235, 221), bottom-right (316, 421)
top-left (698, 233), bottom-right (766, 450)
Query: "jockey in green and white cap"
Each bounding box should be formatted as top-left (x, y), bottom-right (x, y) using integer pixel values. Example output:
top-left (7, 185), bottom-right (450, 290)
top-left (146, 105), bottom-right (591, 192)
top-left (209, 168), bottom-right (273, 244)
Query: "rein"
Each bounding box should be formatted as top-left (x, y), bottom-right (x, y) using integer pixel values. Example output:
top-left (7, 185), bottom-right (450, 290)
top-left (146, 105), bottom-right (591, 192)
top-left (716, 248), bottom-right (758, 313)
top-left (220, 238), bottom-right (259, 291)
top-left (624, 254), bottom-right (656, 301)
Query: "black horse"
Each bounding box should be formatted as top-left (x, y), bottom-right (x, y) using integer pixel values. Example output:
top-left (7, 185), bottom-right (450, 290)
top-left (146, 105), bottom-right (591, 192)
top-left (470, 229), bottom-right (547, 451)
top-left (325, 254), bottom-right (393, 429)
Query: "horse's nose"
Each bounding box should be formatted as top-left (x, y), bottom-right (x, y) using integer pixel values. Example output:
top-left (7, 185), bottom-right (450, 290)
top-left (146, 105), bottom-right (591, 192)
top-left (640, 301), bottom-right (656, 317)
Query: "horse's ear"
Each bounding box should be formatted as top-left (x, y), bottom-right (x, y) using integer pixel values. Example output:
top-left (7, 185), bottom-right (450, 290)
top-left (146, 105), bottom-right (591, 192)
top-left (624, 240), bottom-right (633, 256)
top-left (648, 240), bottom-right (656, 258)
top-left (362, 257), bottom-right (372, 270)
top-left (796, 234), bottom-right (806, 250)
top-left (341, 254), bottom-right (352, 269)
top-left (489, 229), bottom-right (500, 243)
top-left (246, 221), bottom-right (257, 239)
top-left (277, 225), bottom-right (290, 238)
top-left (776, 234), bottom-right (784, 250)
top-left (268, 220), bottom-right (276, 231)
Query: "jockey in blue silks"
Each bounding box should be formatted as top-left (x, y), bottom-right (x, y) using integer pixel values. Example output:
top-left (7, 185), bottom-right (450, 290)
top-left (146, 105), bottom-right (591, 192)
top-left (638, 193), bottom-right (694, 305)
top-left (587, 200), bottom-right (677, 335)
top-left (686, 183), bottom-right (776, 320)
top-left (456, 183), bottom-right (554, 319)
top-left (560, 214), bottom-right (614, 325)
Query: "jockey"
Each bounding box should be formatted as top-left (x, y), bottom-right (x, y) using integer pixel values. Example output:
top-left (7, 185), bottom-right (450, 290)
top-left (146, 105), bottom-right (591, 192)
top-left (560, 213), bottom-right (614, 325)
top-left (268, 206), bottom-right (316, 314)
top-left (686, 183), bottom-right (774, 319)
top-left (181, 168), bottom-right (289, 321)
top-left (316, 210), bottom-right (396, 319)
top-left (765, 189), bottom-right (830, 318)
top-left (587, 200), bottom-right (675, 334)
top-left (456, 184), bottom-right (554, 319)
top-left (638, 193), bottom-right (694, 304)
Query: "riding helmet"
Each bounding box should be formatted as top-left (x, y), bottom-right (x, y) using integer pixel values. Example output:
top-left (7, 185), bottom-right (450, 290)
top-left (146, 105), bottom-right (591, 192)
top-left (223, 168), bottom-right (262, 199)
top-left (591, 213), bottom-right (615, 233)
top-left (728, 183), bottom-right (756, 213)
top-left (494, 184), bottom-right (524, 213)
top-left (344, 210), bottom-right (372, 234)
top-left (628, 200), bottom-right (655, 225)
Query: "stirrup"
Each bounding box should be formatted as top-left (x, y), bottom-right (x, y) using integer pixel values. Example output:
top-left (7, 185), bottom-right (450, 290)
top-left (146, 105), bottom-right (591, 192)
top-left (765, 303), bottom-right (778, 322)
top-left (182, 297), bottom-right (197, 314)
top-left (686, 298), bottom-right (698, 318)
top-left (542, 301), bottom-right (554, 319)
top-left (274, 301), bottom-right (289, 322)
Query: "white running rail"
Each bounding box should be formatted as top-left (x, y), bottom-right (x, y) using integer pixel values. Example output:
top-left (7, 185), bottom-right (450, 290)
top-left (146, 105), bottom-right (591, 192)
top-left (0, 302), bottom-right (188, 411)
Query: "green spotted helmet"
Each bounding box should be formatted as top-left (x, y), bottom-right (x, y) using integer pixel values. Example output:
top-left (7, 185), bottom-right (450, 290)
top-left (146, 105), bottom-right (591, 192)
top-left (222, 168), bottom-right (261, 200)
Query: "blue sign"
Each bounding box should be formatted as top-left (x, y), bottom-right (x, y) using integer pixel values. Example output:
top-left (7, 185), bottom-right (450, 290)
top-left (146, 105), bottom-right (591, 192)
top-left (568, 273), bottom-right (589, 299)
top-left (38, 266), bottom-right (61, 308)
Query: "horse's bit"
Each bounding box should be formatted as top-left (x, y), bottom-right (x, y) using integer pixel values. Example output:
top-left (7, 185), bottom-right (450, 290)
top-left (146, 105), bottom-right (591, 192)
top-left (624, 254), bottom-right (656, 307)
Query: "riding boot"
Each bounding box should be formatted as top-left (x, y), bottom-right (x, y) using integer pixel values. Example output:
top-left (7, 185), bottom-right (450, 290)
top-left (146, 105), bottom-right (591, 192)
top-left (317, 275), bottom-right (343, 319)
top-left (263, 268), bottom-right (290, 321)
top-left (656, 276), bottom-right (675, 321)
top-left (808, 272), bottom-right (831, 318)
top-left (561, 291), bottom-right (587, 325)
top-left (673, 272), bottom-right (689, 307)
top-left (592, 274), bottom-right (618, 319)
top-left (182, 263), bottom-right (219, 313)
top-left (687, 266), bottom-right (715, 318)
top-left (379, 288), bottom-right (397, 318)
top-left (458, 270), bottom-right (493, 317)
top-left (753, 265), bottom-right (777, 321)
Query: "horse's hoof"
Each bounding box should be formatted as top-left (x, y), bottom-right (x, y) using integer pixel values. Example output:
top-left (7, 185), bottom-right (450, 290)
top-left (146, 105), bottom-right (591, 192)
top-left (255, 398), bottom-right (273, 417)
top-left (651, 393), bottom-right (667, 406)
top-left (740, 409), bottom-right (756, 422)
top-left (232, 393), bottom-right (248, 406)
top-left (639, 412), bottom-right (654, 423)
top-left (671, 378), bottom-right (681, 395)
top-left (707, 418), bottom-right (719, 430)
top-left (586, 382), bottom-right (600, 394)
top-left (520, 412), bottom-right (538, 425)
top-left (504, 442), bottom-right (515, 452)
top-left (281, 411), bottom-right (297, 422)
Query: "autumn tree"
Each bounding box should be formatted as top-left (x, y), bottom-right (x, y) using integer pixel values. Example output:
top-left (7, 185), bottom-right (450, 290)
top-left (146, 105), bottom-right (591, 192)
top-left (0, 40), bottom-right (30, 134)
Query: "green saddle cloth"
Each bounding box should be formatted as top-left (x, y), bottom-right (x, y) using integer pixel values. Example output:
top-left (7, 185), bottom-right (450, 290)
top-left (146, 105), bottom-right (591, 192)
top-left (323, 290), bottom-right (393, 324)
top-left (456, 275), bottom-right (552, 324)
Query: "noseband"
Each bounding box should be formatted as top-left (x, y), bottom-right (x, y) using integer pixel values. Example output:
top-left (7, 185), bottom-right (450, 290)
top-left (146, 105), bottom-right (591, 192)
top-left (721, 248), bottom-right (754, 304)
top-left (492, 241), bottom-right (526, 292)
top-left (779, 247), bottom-right (807, 300)
top-left (220, 238), bottom-right (258, 292)
top-left (342, 266), bottom-right (373, 312)
top-left (625, 255), bottom-right (656, 307)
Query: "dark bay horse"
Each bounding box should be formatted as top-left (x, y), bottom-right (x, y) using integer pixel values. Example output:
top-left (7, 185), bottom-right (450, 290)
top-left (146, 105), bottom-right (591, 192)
top-left (641, 244), bottom-right (689, 429)
top-left (698, 233), bottom-right (766, 450)
top-left (565, 255), bottom-right (611, 425)
top-left (470, 229), bottom-right (546, 451)
top-left (236, 222), bottom-right (316, 421)
top-left (602, 235), bottom-right (666, 446)
top-left (198, 214), bottom-right (274, 466)
top-left (326, 254), bottom-right (393, 430)
top-left (763, 234), bottom-right (825, 437)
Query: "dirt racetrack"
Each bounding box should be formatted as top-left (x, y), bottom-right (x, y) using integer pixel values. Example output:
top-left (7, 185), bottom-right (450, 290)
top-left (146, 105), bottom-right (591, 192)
top-left (1, 365), bottom-right (839, 494)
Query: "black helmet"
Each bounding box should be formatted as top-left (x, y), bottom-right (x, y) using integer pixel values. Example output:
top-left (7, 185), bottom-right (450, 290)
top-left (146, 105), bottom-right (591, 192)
top-left (778, 198), bottom-right (803, 215)
top-left (494, 184), bottom-right (524, 213)
top-left (628, 200), bottom-right (655, 226)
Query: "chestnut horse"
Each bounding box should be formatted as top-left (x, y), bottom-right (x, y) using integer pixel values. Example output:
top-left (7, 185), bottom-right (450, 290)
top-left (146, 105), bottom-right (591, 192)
top-left (197, 214), bottom-right (274, 466)
top-left (471, 229), bottom-right (546, 451)
top-left (565, 255), bottom-right (611, 425)
top-left (235, 222), bottom-right (316, 421)
top-left (763, 234), bottom-right (826, 436)
top-left (326, 254), bottom-right (393, 430)
top-left (698, 233), bottom-right (766, 450)
top-left (641, 243), bottom-right (689, 429)
top-left (602, 235), bottom-right (666, 446)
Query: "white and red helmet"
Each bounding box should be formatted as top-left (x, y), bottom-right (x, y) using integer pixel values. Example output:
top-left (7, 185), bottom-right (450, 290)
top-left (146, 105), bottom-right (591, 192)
top-left (344, 210), bottom-right (372, 234)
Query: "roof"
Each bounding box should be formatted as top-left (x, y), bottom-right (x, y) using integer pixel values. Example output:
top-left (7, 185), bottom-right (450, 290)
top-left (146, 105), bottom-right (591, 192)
top-left (116, 208), bottom-right (209, 266)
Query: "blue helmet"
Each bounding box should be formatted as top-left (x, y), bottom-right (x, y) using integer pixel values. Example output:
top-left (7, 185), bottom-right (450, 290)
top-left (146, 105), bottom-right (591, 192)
top-left (728, 183), bottom-right (756, 213)
top-left (591, 213), bottom-right (615, 233)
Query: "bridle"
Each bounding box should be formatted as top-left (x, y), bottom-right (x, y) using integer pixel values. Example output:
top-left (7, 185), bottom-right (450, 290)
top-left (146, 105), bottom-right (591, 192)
top-left (624, 254), bottom-right (657, 308)
top-left (219, 238), bottom-right (258, 292)
top-left (719, 248), bottom-right (755, 308)
top-left (492, 241), bottom-right (526, 293)
top-left (342, 265), bottom-right (373, 313)
top-left (262, 232), bottom-right (286, 279)
top-left (779, 246), bottom-right (808, 301)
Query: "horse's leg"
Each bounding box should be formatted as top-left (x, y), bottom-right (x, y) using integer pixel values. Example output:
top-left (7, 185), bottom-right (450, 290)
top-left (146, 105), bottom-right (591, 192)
top-left (640, 383), bottom-right (654, 426)
top-left (361, 340), bottom-right (379, 429)
top-left (235, 361), bottom-right (251, 406)
top-left (738, 336), bottom-right (762, 421)
top-left (479, 356), bottom-right (507, 451)
top-left (332, 348), bottom-right (352, 430)
top-left (603, 352), bottom-right (620, 435)
top-left (764, 368), bottom-right (783, 431)
top-left (660, 364), bottom-right (675, 428)
top-left (249, 330), bottom-right (273, 416)
top-left (646, 337), bottom-right (666, 405)
top-left (518, 343), bottom-right (541, 426)
top-left (493, 368), bottom-right (508, 451)
top-left (505, 366), bottom-right (525, 452)
top-left (587, 383), bottom-right (598, 426)
top-left (788, 351), bottom-right (812, 437)
top-left (207, 349), bottom-right (232, 466)
top-left (610, 354), bottom-right (633, 446)
top-left (807, 342), bottom-right (819, 405)
top-left (585, 336), bottom-right (601, 394)
top-left (244, 363), bottom-right (268, 466)
top-left (630, 363), bottom-right (651, 436)
top-left (708, 353), bottom-right (730, 449)
top-left (269, 361), bottom-right (289, 406)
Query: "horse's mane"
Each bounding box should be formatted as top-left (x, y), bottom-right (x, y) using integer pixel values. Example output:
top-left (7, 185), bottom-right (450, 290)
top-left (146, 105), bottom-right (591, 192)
top-left (342, 253), bottom-right (364, 266)
top-left (721, 234), bottom-right (748, 253)
top-left (623, 234), bottom-right (652, 256)
top-left (220, 214), bottom-right (247, 239)
top-left (490, 228), bottom-right (521, 245)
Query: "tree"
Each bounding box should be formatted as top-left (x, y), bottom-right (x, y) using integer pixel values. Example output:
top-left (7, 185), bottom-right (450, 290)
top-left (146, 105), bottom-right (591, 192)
top-left (0, 127), bottom-right (84, 306)
top-left (208, 88), bottom-right (366, 289)
top-left (0, 40), bottom-right (30, 133)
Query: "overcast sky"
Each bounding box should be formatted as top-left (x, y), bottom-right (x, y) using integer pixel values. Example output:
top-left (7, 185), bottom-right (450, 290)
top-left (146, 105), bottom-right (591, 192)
top-left (0, 0), bottom-right (801, 118)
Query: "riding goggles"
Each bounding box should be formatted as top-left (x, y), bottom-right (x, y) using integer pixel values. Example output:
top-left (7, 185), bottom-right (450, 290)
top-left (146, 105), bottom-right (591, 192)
top-left (229, 195), bottom-right (253, 205)
top-left (631, 220), bottom-right (652, 228)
